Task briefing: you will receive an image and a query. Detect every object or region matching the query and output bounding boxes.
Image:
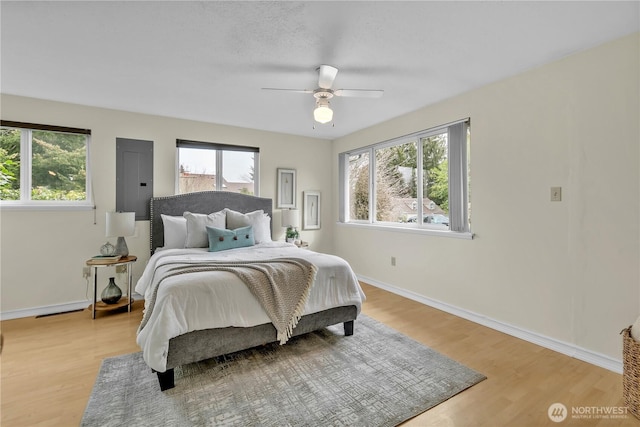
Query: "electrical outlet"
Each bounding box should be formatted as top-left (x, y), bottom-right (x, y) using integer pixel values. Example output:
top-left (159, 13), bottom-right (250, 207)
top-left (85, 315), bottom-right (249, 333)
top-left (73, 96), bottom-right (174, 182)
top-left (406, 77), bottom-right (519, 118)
top-left (391, 256), bottom-right (396, 267)
top-left (82, 267), bottom-right (91, 279)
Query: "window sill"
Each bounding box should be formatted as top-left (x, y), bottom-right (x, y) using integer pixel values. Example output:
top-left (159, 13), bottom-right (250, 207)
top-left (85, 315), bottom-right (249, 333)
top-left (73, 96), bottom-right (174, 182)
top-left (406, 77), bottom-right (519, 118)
top-left (0, 202), bottom-right (95, 212)
top-left (337, 221), bottom-right (473, 240)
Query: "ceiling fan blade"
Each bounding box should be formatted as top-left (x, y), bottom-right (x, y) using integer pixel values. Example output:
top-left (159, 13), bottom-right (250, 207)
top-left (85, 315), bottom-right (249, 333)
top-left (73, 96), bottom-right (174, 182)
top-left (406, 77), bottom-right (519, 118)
top-left (318, 65), bottom-right (338, 89)
top-left (334, 89), bottom-right (384, 98)
top-left (261, 88), bottom-right (314, 94)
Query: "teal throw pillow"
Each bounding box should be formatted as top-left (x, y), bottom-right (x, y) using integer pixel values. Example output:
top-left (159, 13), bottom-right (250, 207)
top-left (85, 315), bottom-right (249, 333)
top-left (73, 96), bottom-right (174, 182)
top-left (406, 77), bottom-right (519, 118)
top-left (206, 225), bottom-right (255, 252)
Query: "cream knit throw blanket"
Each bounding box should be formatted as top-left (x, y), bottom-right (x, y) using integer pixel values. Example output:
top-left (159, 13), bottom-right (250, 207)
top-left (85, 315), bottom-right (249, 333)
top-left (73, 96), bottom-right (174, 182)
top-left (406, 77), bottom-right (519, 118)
top-left (139, 258), bottom-right (318, 345)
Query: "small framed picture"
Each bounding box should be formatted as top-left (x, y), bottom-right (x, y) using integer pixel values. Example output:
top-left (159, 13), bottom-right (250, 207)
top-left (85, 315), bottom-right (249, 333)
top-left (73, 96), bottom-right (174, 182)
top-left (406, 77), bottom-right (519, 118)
top-left (277, 168), bottom-right (296, 208)
top-left (303, 190), bottom-right (321, 230)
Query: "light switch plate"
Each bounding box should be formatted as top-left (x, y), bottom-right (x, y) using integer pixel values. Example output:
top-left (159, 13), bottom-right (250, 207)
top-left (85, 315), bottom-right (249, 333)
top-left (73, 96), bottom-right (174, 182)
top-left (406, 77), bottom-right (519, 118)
top-left (550, 187), bottom-right (562, 202)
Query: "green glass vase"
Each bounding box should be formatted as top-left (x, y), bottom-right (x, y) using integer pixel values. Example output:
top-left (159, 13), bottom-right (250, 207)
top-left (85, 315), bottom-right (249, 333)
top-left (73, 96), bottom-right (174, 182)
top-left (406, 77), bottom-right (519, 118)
top-left (101, 277), bottom-right (122, 304)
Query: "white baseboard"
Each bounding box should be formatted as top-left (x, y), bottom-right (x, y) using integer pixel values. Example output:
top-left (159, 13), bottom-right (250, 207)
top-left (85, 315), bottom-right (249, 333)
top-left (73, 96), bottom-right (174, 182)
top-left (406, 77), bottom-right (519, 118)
top-left (359, 275), bottom-right (623, 374)
top-left (0, 294), bottom-right (143, 321)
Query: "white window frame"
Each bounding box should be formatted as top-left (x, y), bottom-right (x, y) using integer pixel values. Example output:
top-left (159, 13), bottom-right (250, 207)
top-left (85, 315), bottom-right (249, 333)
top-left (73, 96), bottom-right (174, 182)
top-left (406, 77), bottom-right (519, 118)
top-left (0, 122), bottom-right (93, 211)
top-left (175, 139), bottom-right (260, 195)
top-left (339, 118), bottom-right (471, 239)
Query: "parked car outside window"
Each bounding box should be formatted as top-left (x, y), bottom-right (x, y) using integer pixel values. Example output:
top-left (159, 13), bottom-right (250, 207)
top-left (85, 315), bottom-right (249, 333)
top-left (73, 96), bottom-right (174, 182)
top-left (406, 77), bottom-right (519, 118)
top-left (406, 214), bottom-right (449, 225)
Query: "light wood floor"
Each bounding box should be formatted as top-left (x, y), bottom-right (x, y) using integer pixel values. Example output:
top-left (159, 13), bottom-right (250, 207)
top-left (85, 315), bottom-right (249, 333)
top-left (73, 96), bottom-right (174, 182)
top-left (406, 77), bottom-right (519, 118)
top-left (1, 283), bottom-right (637, 427)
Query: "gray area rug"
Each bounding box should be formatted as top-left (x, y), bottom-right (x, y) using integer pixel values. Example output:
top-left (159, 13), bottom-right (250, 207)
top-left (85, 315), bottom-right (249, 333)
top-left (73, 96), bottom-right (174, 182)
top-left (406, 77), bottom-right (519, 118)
top-left (81, 315), bottom-right (485, 427)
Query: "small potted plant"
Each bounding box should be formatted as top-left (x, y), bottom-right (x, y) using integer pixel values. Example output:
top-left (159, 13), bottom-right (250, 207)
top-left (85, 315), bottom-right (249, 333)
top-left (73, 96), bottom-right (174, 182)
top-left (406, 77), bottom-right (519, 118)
top-left (286, 227), bottom-right (299, 243)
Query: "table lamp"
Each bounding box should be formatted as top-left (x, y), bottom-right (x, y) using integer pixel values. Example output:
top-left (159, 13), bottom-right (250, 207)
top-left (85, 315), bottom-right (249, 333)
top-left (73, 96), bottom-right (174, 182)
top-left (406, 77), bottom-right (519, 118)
top-left (106, 211), bottom-right (135, 257)
top-left (281, 209), bottom-right (300, 242)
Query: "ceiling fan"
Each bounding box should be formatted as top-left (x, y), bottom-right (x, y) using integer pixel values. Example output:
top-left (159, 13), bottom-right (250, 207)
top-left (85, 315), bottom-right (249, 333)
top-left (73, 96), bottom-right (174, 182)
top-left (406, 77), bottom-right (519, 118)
top-left (262, 65), bottom-right (384, 124)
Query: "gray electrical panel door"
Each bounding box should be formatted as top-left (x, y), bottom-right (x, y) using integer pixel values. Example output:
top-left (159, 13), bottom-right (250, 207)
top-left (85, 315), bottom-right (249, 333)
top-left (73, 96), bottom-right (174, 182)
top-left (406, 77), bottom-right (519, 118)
top-left (116, 138), bottom-right (153, 220)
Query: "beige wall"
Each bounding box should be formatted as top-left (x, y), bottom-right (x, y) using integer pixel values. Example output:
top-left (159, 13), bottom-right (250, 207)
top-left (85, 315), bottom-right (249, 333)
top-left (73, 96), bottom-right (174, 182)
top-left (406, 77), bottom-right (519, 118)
top-left (0, 97), bottom-right (332, 312)
top-left (332, 33), bottom-right (640, 362)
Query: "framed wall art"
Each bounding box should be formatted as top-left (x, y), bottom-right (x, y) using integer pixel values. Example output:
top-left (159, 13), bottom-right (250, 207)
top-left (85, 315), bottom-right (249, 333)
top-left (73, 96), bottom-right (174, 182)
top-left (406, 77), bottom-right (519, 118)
top-left (303, 190), bottom-right (321, 230)
top-left (277, 168), bottom-right (296, 208)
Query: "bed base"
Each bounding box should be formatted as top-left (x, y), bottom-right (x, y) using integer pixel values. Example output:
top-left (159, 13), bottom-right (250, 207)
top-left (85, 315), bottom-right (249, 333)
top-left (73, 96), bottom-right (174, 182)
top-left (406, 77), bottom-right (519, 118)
top-left (155, 305), bottom-right (357, 390)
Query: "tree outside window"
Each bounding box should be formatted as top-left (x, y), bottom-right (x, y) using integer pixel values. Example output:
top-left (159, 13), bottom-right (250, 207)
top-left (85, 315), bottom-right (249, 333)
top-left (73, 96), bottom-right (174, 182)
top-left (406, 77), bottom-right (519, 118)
top-left (1, 126), bottom-right (89, 203)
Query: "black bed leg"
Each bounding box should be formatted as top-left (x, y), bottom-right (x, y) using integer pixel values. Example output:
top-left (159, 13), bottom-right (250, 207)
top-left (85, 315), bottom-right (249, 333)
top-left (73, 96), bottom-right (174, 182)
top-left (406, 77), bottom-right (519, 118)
top-left (157, 368), bottom-right (175, 391)
top-left (344, 320), bottom-right (354, 336)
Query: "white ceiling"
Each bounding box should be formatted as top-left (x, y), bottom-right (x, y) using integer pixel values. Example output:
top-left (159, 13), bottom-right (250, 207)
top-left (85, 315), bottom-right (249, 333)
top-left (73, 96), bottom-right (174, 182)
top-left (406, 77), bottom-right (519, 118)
top-left (1, 1), bottom-right (638, 140)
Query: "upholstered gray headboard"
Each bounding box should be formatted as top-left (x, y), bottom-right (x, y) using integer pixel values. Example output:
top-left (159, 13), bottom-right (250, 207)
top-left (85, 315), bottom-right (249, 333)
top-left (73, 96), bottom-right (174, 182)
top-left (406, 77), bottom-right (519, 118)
top-left (149, 191), bottom-right (273, 254)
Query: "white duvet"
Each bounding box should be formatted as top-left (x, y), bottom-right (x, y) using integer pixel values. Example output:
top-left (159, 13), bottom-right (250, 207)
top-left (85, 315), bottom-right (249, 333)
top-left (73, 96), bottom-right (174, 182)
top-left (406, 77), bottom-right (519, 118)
top-left (135, 241), bottom-right (365, 372)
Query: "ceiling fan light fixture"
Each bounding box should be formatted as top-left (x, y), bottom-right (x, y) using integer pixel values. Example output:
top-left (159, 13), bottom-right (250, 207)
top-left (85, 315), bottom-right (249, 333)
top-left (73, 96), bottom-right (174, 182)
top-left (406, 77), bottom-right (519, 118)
top-left (263, 64), bottom-right (383, 126)
top-left (314, 100), bottom-right (333, 124)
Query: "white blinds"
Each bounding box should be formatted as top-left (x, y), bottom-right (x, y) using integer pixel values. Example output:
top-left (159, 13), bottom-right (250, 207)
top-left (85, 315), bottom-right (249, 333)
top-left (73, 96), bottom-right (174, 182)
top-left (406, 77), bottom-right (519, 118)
top-left (447, 121), bottom-right (469, 232)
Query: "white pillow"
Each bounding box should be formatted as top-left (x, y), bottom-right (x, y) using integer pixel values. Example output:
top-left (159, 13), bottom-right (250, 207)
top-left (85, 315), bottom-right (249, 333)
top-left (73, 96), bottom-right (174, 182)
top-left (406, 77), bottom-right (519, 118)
top-left (225, 209), bottom-right (272, 244)
top-left (184, 210), bottom-right (226, 248)
top-left (631, 316), bottom-right (640, 341)
top-left (160, 214), bottom-right (187, 249)
top-left (253, 214), bottom-right (272, 244)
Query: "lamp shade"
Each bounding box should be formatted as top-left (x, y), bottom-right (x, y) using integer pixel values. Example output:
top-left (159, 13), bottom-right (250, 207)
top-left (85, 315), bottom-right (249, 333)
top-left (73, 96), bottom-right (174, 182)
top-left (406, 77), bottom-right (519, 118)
top-left (106, 212), bottom-right (135, 237)
top-left (281, 209), bottom-right (300, 228)
top-left (313, 104), bottom-right (333, 124)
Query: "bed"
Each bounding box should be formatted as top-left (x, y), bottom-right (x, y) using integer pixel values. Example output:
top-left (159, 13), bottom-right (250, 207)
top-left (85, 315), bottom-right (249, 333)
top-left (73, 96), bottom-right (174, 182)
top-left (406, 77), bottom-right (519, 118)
top-left (136, 191), bottom-right (365, 390)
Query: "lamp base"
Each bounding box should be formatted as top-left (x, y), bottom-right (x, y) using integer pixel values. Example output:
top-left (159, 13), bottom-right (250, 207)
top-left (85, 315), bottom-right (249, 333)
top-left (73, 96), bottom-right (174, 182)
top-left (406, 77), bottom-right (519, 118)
top-left (114, 236), bottom-right (129, 257)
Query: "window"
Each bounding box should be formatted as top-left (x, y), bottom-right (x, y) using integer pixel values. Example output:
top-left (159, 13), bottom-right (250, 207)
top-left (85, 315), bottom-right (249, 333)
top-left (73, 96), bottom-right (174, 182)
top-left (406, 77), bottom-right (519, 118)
top-left (339, 119), bottom-right (470, 235)
top-left (176, 139), bottom-right (259, 195)
top-left (0, 121), bottom-right (92, 208)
